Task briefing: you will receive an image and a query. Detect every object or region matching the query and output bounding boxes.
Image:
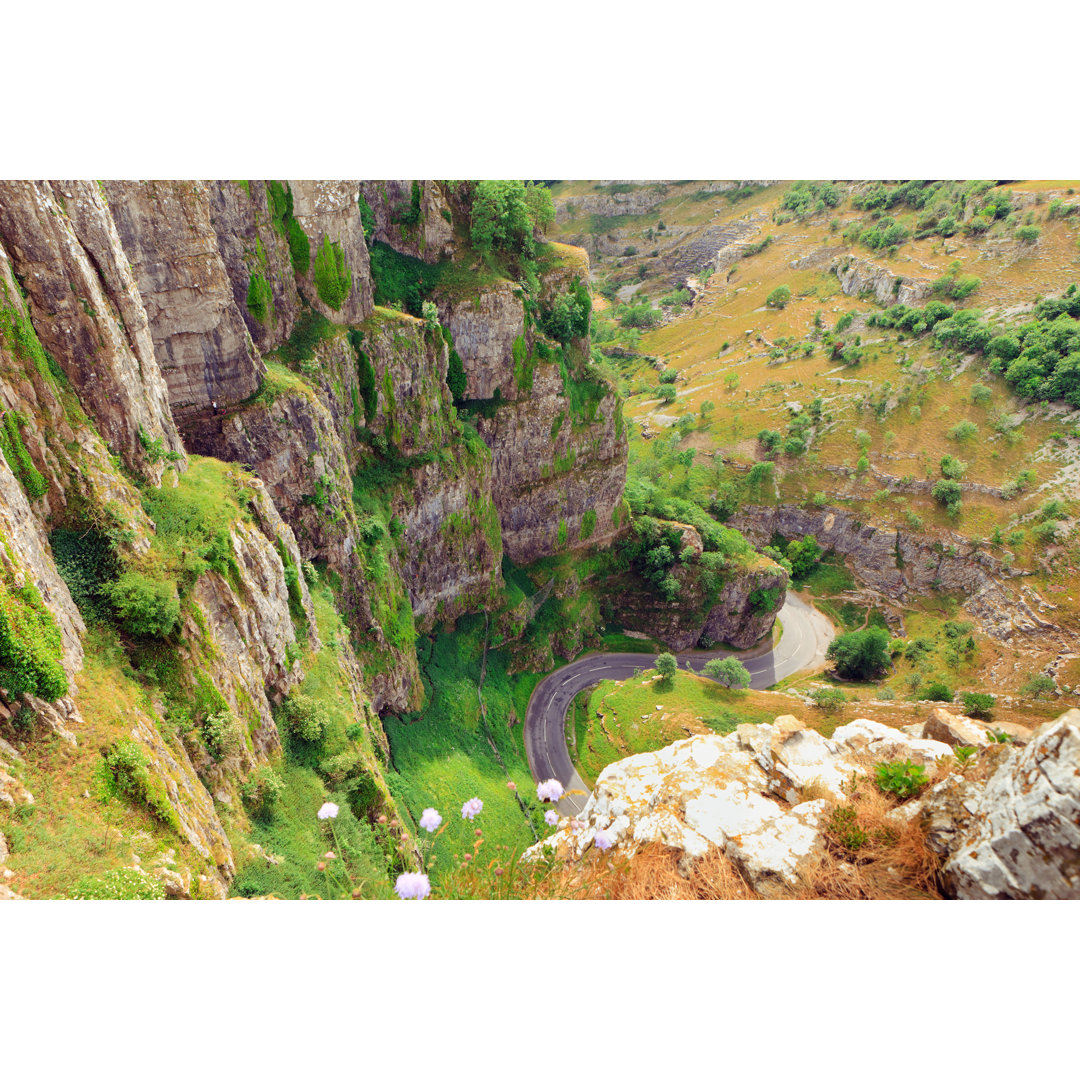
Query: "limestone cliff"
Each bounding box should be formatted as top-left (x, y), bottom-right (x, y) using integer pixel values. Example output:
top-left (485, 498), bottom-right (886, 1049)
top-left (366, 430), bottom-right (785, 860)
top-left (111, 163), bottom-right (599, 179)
top-left (205, 180), bottom-right (302, 353)
top-left (360, 181), bottom-right (456, 263)
top-left (101, 180), bottom-right (264, 422)
top-left (0, 181), bottom-right (184, 480)
top-left (608, 521), bottom-right (788, 650)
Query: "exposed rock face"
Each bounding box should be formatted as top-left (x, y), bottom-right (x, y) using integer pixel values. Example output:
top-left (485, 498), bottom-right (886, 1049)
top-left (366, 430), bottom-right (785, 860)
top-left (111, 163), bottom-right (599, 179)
top-left (728, 504), bottom-right (1050, 643)
top-left (101, 180), bottom-right (264, 421)
top-left (129, 705), bottom-right (233, 890)
top-left (359, 180), bottom-right (456, 263)
top-left (609, 523), bottom-right (788, 650)
top-left (831, 254), bottom-right (930, 306)
top-left (554, 185), bottom-right (669, 224)
top-left (186, 478), bottom-right (316, 761)
top-left (941, 713), bottom-right (1080, 899)
top-left (289, 181), bottom-right (374, 325)
top-left (478, 361), bottom-right (627, 563)
top-left (0, 181), bottom-right (184, 478)
top-left (532, 708), bottom-right (1080, 900)
top-left (437, 279), bottom-right (525, 401)
top-left (205, 181), bottom-right (302, 352)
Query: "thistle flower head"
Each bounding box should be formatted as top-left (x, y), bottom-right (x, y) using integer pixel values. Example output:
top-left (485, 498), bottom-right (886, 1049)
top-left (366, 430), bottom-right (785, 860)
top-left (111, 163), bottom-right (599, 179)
top-left (461, 797), bottom-right (483, 821)
top-left (419, 808), bottom-right (442, 833)
top-left (544, 809), bottom-right (559, 826)
top-left (506, 780), bottom-right (517, 792)
top-left (317, 802), bottom-right (339, 820)
top-left (394, 872), bottom-right (431, 900)
top-left (536, 779), bottom-right (564, 803)
top-left (324, 851), bottom-right (336, 859)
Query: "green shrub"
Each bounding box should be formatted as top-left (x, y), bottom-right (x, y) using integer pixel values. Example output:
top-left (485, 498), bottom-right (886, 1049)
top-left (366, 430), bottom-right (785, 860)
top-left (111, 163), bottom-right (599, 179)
top-left (580, 509), bottom-right (597, 541)
top-left (245, 272), bottom-right (274, 324)
top-left (923, 680), bottom-right (953, 702)
top-left (312, 236), bottom-right (352, 311)
top-left (961, 691), bottom-right (995, 718)
top-left (808, 686), bottom-right (846, 712)
top-left (241, 764), bottom-right (285, 818)
top-left (446, 345), bottom-right (467, 402)
top-left (932, 479), bottom-right (963, 509)
top-left (105, 572), bottom-right (180, 638)
top-left (95, 737), bottom-right (179, 830)
top-left (202, 709), bottom-right (242, 762)
top-left (939, 455), bottom-right (967, 479)
top-left (1020, 673), bottom-right (1056, 699)
top-left (281, 693), bottom-right (331, 743)
top-left (970, 383), bottom-right (993, 406)
top-left (948, 420), bottom-right (978, 442)
top-left (703, 656), bottom-right (751, 689)
top-left (0, 567), bottom-right (69, 701)
top-left (766, 285), bottom-right (791, 309)
top-left (827, 627), bottom-right (891, 681)
top-left (748, 586), bottom-right (781, 615)
top-left (874, 759), bottom-right (929, 799)
top-left (70, 867), bottom-right (166, 900)
top-left (655, 652), bottom-right (677, 683)
top-left (1016, 225), bottom-right (1040, 244)
top-left (49, 528), bottom-right (119, 624)
top-left (827, 805), bottom-right (868, 851)
top-left (0, 411), bottom-right (48, 500)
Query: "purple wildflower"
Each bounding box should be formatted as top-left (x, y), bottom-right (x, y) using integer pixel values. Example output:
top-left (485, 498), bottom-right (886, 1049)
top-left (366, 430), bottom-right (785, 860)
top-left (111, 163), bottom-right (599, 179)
top-left (317, 802), bottom-right (339, 820)
top-left (419, 808), bottom-right (442, 833)
top-left (461, 797), bottom-right (483, 821)
top-left (594, 830), bottom-right (613, 851)
top-left (394, 872), bottom-right (431, 900)
top-left (536, 779), bottom-right (564, 803)
top-left (544, 809), bottom-right (559, 826)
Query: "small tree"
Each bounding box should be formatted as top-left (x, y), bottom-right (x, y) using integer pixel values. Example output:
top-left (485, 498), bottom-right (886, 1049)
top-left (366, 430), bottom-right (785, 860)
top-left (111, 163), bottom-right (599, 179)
top-left (766, 285), bottom-right (792, 309)
top-left (826, 627), bottom-right (891, 681)
top-left (655, 653), bottom-right (677, 683)
top-left (961, 691), bottom-right (995, 719)
top-left (703, 656), bottom-right (751, 690)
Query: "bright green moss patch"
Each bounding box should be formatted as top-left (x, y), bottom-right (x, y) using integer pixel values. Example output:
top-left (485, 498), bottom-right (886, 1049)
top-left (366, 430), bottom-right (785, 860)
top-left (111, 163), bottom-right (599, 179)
top-left (245, 272), bottom-right (274, 324)
top-left (0, 411), bottom-right (47, 499)
top-left (0, 542), bottom-right (68, 701)
top-left (313, 235), bottom-right (352, 311)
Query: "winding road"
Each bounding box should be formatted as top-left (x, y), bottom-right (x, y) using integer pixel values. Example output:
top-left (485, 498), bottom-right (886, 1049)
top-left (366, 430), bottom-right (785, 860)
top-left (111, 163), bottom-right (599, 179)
top-left (524, 591), bottom-right (835, 815)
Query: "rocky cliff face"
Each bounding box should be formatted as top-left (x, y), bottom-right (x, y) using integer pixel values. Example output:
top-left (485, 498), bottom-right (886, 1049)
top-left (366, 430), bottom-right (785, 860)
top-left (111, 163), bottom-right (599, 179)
top-left (727, 503), bottom-right (1061, 646)
top-left (609, 522), bottom-right (788, 650)
top-left (831, 254), bottom-right (930, 307)
top-left (0, 181), bottom-right (184, 480)
top-left (205, 181), bottom-right (302, 353)
top-left (531, 706), bottom-right (1080, 900)
top-left (360, 181), bottom-right (456, 263)
top-left (289, 181), bottom-right (374, 325)
top-left (101, 180), bottom-right (264, 422)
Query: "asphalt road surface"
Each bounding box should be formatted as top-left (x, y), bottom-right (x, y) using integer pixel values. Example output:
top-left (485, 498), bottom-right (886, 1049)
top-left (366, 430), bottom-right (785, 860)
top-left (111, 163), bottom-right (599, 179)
top-left (523, 591), bottom-right (835, 815)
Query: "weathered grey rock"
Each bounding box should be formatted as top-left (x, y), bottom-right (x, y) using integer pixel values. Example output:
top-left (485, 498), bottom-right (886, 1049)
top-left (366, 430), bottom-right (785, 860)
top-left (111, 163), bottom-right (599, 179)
top-left (289, 181), bottom-right (374, 325)
top-left (832, 254), bottom-right (930, 306)
top-left (205, 180), bottom-right (302, 352)
top-left (0, 181), bottom-right (184, 477)
top-left (359, 180), bottom-right (456, 263)
top-left (437, 278), bottom-right (526, 401)
top-left (888, 773), bottom-right (985, 859)
top-left (611, 523), bottom-right (788, 650)
top-left (923, 708), bottom-right (992, 748)
top-left (101, 180), bottom-right (264, 422)
top-left (830, 718), bottom-right (953, 766)
top-left (942, 714), bottom-right (1080, 899)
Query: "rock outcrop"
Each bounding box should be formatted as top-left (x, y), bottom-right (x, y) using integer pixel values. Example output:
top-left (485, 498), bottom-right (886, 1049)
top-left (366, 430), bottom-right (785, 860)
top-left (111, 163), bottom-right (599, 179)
top-left (531, 707), bottom-right (1080, 900)
top-left (941, 712), bottom-right (1080, 899)
top-left (360, 181), bottom-right (456, 263)
top-left (0, 181), bottom-right (184, 478)
top-left (609, 522), bottom-right (788, 650)
top-left (831, 254), bottom-right (930, 307)
top-left (205, 180), bottom-right (302, 353)
top-left (101, 180), bottom-right (264, 422)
